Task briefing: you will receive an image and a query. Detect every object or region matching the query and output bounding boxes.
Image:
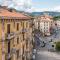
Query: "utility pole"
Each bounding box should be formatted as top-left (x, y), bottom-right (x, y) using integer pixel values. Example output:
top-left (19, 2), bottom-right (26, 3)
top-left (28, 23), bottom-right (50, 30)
top-left (2, 19), bottom-right (5, 60)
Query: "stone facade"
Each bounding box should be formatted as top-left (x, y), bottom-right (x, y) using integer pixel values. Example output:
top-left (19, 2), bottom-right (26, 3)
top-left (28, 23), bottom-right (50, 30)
top-left (0, 6), bottom-right (34, 60)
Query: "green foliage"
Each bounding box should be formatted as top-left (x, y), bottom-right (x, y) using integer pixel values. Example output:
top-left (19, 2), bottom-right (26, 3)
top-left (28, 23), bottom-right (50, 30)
top-left (53, 16), bottom-right (60, 21)
top-left (55, 41), bottom-right (60, 51)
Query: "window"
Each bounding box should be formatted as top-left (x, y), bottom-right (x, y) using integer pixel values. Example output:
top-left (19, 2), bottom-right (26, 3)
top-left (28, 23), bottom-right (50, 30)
top-left (44, 22), bottom-right (45, 26)
top-left (21, 21), bottom-right (23, 26)
top-left (44, 30), bottom-right (45, 32)
top-left (22, 45), bottom-right (25, 60)
top-left (46, 30), bottom-right (48, 32)
top-left (22, 22), bottom-right (25, 41)
top-left (17, 23), bottom-right (19, 31)
top-left (7, 24), bottom-right (10, 54)
top-left (22, 22), bottom-right (24, 29)
top-left (13, 38), bottom-right (15, 47)
top-left (26, 22), bottom-right (28, 28)
top-left (7, 24), bottom-right (10, 33)
top-left (46, 27), bottom-right (48, 29)
top-left (44, 27), bottom-right (45, 29)
top-left (22, 45), bottom-right (24, 56)
top-left (14, 22), bottom-right (15, 28)
top-left (46, 22), bottom-right (48, 26)
top-left (41, 29), bottom-right (42, 31)
top-left (17, 37), bottom-right (19, 44)
top-left (26, 40), bottom-right (28, 49)
top-left (17, 50), bottom-right (19, 59)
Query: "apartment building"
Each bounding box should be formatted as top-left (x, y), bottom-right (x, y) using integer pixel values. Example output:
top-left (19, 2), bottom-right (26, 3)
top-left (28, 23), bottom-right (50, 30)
top-left (34, 14), bottom-right (53, 36)
top-left (0, 6), bottom-right (34, 60)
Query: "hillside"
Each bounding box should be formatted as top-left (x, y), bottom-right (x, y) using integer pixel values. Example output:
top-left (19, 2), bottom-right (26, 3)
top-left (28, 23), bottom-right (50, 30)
top-left (31, 11), bottom-right (60, 16)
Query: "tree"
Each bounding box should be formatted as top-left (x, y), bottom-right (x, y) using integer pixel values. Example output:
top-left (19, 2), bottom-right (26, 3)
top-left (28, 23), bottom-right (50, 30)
top-left (53, 16), bottom-right (60, 21)
top-left (55, 41), bottom-right (60, 51)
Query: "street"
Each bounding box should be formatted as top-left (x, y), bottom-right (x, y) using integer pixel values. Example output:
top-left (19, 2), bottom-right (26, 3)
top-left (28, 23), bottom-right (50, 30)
top-left (36, 50), bottom-right (60, 60)
top-left (34, 29), bottom-right (60, 60)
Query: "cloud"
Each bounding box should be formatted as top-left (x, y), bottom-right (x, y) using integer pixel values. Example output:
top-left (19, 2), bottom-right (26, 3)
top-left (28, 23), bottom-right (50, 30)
top-left (28, 6), bottom-right (60, 12)
top-left (1, 0), bottom-right (60, 12)
top-left (1, 0), bottom-right (32, 11)
top-left (53, 6), bottom-right (60, 12)
top-left (27, 7), bottom-right (51, 12)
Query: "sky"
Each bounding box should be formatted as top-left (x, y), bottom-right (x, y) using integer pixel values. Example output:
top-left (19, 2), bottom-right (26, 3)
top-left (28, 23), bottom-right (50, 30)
top-left (31, 0), bottom-right (60, 12)
top-left (0, 0), bottom-right (60, 12)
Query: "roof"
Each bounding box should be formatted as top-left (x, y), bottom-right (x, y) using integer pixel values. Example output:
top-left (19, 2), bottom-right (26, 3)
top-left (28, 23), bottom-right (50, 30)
top-left (38, 14), bottom-right (53, 19)
top-left (0, 6), bottom-right (32, 20)
top-left (37, 15), bottom-right (53, 22)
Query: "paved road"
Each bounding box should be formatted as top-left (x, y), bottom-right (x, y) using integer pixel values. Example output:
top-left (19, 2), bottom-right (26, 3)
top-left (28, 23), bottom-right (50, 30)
top-left (36, 50), bottom-right (60, 60)
top-left (34, 29), bottom-right (60, 60)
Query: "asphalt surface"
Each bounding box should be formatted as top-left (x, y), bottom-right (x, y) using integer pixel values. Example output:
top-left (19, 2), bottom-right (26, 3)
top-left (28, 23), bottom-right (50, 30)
top-left (36, 50), bottom-right (60, 60)
top-left (34, 29), bottom-right (60, 60)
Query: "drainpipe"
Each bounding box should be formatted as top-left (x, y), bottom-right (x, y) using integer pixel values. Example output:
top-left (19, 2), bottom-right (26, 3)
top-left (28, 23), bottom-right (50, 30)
top-left (22, 22), bottom-right (25, 60)
top-left (22, 22), bottom-right (24, 41)
top-left (2, 19), bottom-right (5, 60)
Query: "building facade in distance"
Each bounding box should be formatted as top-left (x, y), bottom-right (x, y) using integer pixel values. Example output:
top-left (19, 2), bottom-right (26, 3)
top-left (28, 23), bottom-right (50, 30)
top-left (34, 14), bottom-right (53, 36)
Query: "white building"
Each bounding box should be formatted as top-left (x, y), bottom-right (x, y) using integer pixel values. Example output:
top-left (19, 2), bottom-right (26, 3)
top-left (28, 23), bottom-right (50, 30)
top-left (34, 14), bottom-right (53, 36)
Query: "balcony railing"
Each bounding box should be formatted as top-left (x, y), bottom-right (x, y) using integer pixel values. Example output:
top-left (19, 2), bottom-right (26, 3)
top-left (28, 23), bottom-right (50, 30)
top-left (5, 31), bottom-right (21, 40)
top-left (22, 29), bottom-right (28, 33)
top-left (5, 29), bottom-right (29, 40)
top-left (5, 32), bottom-right (15, 40)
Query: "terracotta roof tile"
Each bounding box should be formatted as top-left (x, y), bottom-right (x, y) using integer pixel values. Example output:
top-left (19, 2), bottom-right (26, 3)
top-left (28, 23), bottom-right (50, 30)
top-left (0, 7), bottom-right (31, 20)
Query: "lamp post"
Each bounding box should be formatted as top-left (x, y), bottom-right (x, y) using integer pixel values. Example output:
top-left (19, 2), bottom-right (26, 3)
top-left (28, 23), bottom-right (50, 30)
top-left (2, 19), bottom-right (5, 60)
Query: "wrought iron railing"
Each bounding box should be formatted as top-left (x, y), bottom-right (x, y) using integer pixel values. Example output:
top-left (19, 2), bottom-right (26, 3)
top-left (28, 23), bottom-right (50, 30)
top-left (5, 30), bottom-right (22, 40)
top-left (7, 33), bottom-right (15, 39)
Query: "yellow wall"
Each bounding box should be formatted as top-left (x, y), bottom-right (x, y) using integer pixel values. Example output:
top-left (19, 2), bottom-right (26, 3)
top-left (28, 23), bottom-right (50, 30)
top-left (0, 19), bottom-right (33, 60)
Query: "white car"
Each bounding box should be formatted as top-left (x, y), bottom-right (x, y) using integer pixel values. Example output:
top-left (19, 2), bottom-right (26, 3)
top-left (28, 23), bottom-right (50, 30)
top-left (32, 55), bottom-right (35, 59)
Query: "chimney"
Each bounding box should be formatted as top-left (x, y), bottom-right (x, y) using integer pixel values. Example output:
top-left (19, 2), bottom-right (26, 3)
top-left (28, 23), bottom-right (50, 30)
top-left (8, 8), bottom-right (16, 12)
top-left (8, 9), bottom-right (13, 12)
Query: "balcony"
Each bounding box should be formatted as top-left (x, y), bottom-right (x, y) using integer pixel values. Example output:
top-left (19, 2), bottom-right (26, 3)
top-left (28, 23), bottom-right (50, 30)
top-left (5, 30), bottom-right (22, 40)
top-left (5, 32), bottom-right (15, 40)
top-left (22, 29), bottom-right (28, 33)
